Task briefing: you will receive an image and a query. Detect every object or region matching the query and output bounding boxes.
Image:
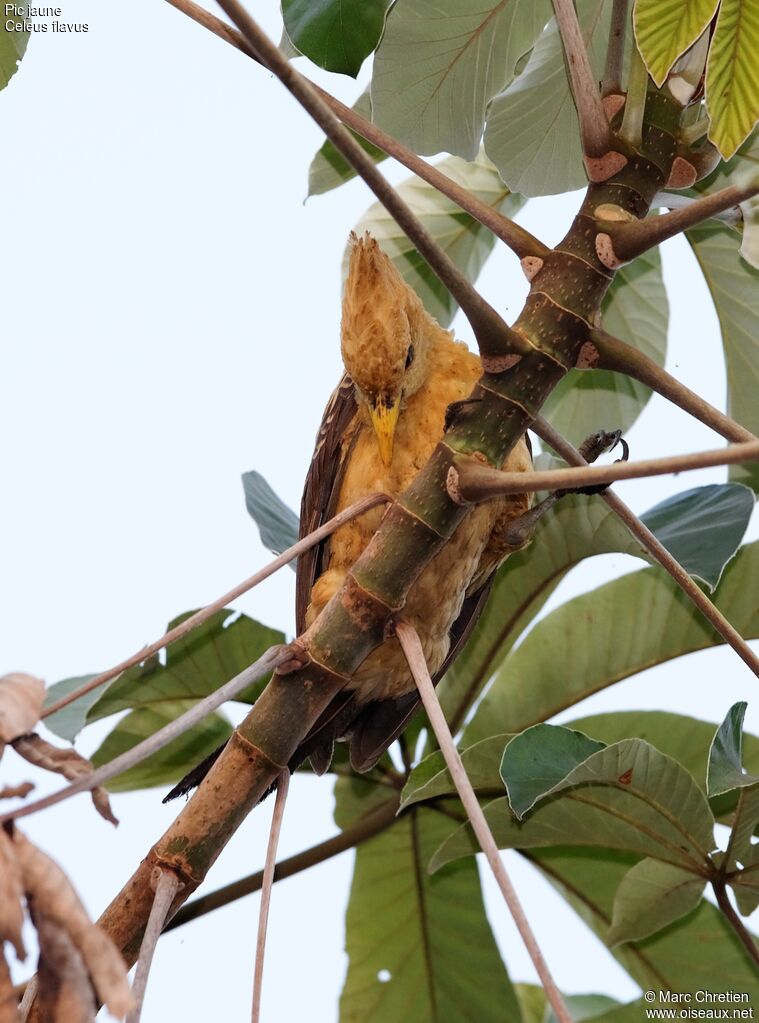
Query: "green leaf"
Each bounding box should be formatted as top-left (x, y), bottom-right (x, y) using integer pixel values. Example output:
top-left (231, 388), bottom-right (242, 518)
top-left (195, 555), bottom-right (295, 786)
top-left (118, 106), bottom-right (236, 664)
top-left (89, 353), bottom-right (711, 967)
top-left (400, 734), bottom-right (509, 811)
top-left (531, 847), bottom-right (759, 993)
top-left (371, 0), bottom-right (550, 160)
top-left (464, 541), bottom-right (759, 743)
top-left (43, 675), bottom-right (105, 743)
top-left (90, 702), bottom-right (232, 792)
top-left (349, 151), bottom-right (526, 327)
top-left (688, 223), bottom-right (759, 490)
top-left (633, 0), bottom-right (718, 86)
top-left (242, 470), bottom-right (299, 561)
top-left (541, 250), bottom-right (668, 438)
top-left (281, 0), bottom-right (391, 77)
top-left (706, 0), bottom-right (759, 158)
top-left (500, 735), bottom-right (716, 864)
top-left (484, 0), bottom-right (611, 197)
top-left (639, 483), bottom-right (754, 590)
top-left (307, 89), bottom-right (387, 197)
top-left (607, 857), bottom-right (705, 945)
top-left (708, 701), bottom-right (759, 795)
top-left (499, 724), bottom-right (606, 819)
top-left (730, 838), bottom-right (759, 913)
top-left (0, 14), bottom-right (29, 91)
top-left (335, 777), bottom-right (521, 1023)
top-left (437, 495), bottom-right (648, 731)
top-left (516, 987), bottom-right (621, 1023)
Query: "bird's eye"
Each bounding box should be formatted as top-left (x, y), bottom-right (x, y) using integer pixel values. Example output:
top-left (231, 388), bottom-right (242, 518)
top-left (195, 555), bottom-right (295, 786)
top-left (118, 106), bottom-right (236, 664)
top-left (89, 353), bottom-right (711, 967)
top-left (405, 345), bottom-right (415, 369)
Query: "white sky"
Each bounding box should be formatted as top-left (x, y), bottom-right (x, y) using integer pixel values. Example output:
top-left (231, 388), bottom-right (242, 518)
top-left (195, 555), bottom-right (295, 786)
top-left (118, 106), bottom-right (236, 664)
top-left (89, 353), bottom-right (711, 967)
top-left (2, 2), bottom-right (758, 1020)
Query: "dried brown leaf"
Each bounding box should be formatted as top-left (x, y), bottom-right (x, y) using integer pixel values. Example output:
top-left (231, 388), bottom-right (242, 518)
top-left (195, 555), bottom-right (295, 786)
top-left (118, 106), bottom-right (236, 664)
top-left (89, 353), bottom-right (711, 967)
top-left (0, 784), bottom-right (34, 801)
top-left (0, 675), bottom-right (45, 744)
top-left (0, 829), bottom-right (25, 960)
top-left (11, 830), bottom-right (133, 1018)
top-left (11, 735), bottom-right (118, 826)
top-left (0, 952), bottom-right (19, 1023)
top-left (35, 911), bottom-right (96, 1023)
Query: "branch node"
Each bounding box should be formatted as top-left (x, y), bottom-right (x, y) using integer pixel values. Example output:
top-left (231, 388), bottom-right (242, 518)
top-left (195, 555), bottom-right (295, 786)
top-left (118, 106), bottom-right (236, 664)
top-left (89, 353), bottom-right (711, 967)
top-left (480, 352), bottom-right (524, 374)
top-left (575, 341), bottom-right (601, 369)
top-left (666, 156), bottom-right (697, 189)
top-left (595, 232), bottom-right (627, 269)
top-left (584, 151), bottom-right (628, 183)
top-left (601, 93), bottom-right (625, 121)
top-left (445, 466), bottom-right (469, 506)
top-left (520, 256), bottom-right (544, 282)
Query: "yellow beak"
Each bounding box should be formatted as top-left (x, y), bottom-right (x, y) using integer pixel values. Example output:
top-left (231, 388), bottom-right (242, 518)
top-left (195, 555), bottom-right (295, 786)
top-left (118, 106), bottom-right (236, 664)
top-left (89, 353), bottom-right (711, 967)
top-left (369, 397), bottom-right (401, 467)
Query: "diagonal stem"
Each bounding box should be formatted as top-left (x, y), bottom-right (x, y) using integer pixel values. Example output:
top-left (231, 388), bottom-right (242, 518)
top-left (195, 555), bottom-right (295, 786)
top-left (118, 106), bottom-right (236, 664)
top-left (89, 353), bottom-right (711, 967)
top-left (602, 0), bottom-right (628, 96)
top-left (0, 646), bottom-right (290, 825)
top-left (712, 878), bottom-right (759, 970)
top-left (450, 439), bottom-right (759, 499)
top-left (551, 0), bottom-right (623, 178)
top-left (126, 869), bottom-right (182, 1023)
top-left (533, 417), bottom-right (759, 678)
top-left (42, 493), bottom-right (390, 720)
top-left (588, 328), bottom-right (756, 444)
top-left (252, 770), bottom-right (289, 1023)
top-left (212, 0), bottom-right (528, 362)
top-left (165, 0), bottom-right (548, 261)
top-left (608, 180), bottom-right (759, 261)
top-left (395, 619), bottom-right (573, 1023)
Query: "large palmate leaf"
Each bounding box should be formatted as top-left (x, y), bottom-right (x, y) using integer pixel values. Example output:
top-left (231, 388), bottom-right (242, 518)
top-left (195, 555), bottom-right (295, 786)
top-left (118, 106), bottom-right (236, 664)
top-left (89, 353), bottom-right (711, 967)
top-left (531, 848), bottom-right (759, 993)
top-left (541, 250), bottom-right (668, 438)
top-left (334, 778), bottom-right (520, 1023)
top-left (633, 0), bottom-right (718, 86)
top-left (348, 151), bottom-right (526, 326)
top-left (484, 0), bottom-right (611, 197)
top-left (464, 541), bottom-right (759, 744)
top-left (282, 0), bottom-right (391, 78)
top-left (371, 0), bottom-right (549, 160)
top-left (639, 483), bottom-right (754, 590)
top-left (705, 0), bottom-right (759, 158)
top-left (307, 89), bottom-right (387, 197)
top-left (0, 17), bottom-right (29, 90)
top-left (90, 702), bottom-right (232, 792)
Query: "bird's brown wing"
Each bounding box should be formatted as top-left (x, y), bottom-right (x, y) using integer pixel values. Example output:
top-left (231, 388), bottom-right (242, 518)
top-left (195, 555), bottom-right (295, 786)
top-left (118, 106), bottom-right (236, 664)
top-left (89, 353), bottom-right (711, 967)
top-left (293, 372), bottom-right (364, 773)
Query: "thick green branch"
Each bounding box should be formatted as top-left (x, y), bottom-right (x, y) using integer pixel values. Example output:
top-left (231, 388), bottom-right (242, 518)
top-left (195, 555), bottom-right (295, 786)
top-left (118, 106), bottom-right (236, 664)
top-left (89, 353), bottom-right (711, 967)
top-left (165, 0), bottom-right (548, 262)
top-left (587, 329), bottom-right (756, 444)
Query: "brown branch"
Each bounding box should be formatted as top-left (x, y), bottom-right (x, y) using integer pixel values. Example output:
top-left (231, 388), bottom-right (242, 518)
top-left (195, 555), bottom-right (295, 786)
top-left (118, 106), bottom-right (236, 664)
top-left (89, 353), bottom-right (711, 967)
top-left (395, 620), bottom-right (573, 1023)
top-left (607, 180), bottom-right (759, 262)
top-left (165, 797), bottom-right (399, 931)
top-left (602, 0), bottom-right (628, 97)
top-left (42, 493), bottom-right (390, 720)
top-left (126, 870), bottom-right (182, 1023)
top-left (164, 0), bottom-right (548, 262)
top-left (0, 646), bottom-right (290, 826)
top-left (712, 878), bottom-right (759, 970)
top-left (252, 769), bottom-right (289, 1023)
top-left (533, 417), bottom-right (759, 678)
top-left (588, 328), bottom-right (757, 444)
top-left (551, 0), bottom-right (625, 180)
top-left (450, 439), bottom-right (759, 499)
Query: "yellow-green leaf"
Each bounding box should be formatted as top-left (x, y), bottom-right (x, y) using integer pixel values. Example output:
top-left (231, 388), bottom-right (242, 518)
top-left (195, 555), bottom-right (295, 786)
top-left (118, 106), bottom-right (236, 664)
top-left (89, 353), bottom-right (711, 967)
top-left (633, 0), bottom-right (719, 86)
top-left (706, 0), bottom-right (759, 158)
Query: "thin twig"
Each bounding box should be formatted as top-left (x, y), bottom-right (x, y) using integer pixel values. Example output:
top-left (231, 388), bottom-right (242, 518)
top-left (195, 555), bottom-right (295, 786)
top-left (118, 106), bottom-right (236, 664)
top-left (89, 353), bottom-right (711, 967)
top-left (609, 180), bottom-right (759, 261)
top-left (712, 878), bottom-right (759, 970)
top-left (588, 329), bottom-right (756, 444)
top-left (618, 39), bottom-right (648, 147)
top-left (551, 0), bottom-right (618, 167)
top-left (0, 646), bottom-right (290, 825)
top-left (42, 493), bottom-right (389, 720)
top-left (166, 798), bottom-right (399, 930)
top-left (602, 0), bottom-right (628, 96)
top-left (451, 439), bottom-right (759, 500)
top-left (212, 0), bottom-right (528, 363)
top-left (533, 417), bottom-right (759, 678)
top-left (252, 769), bottom-right (289, 1023)
top-left (653, 191), bottom-right (742, 227)
top-left (126, 869), bottom-right (182, 1023)
top-left (395, 620), bottom-right (573, 1023)
top-left (165, 0), bottom-right (548, 261)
